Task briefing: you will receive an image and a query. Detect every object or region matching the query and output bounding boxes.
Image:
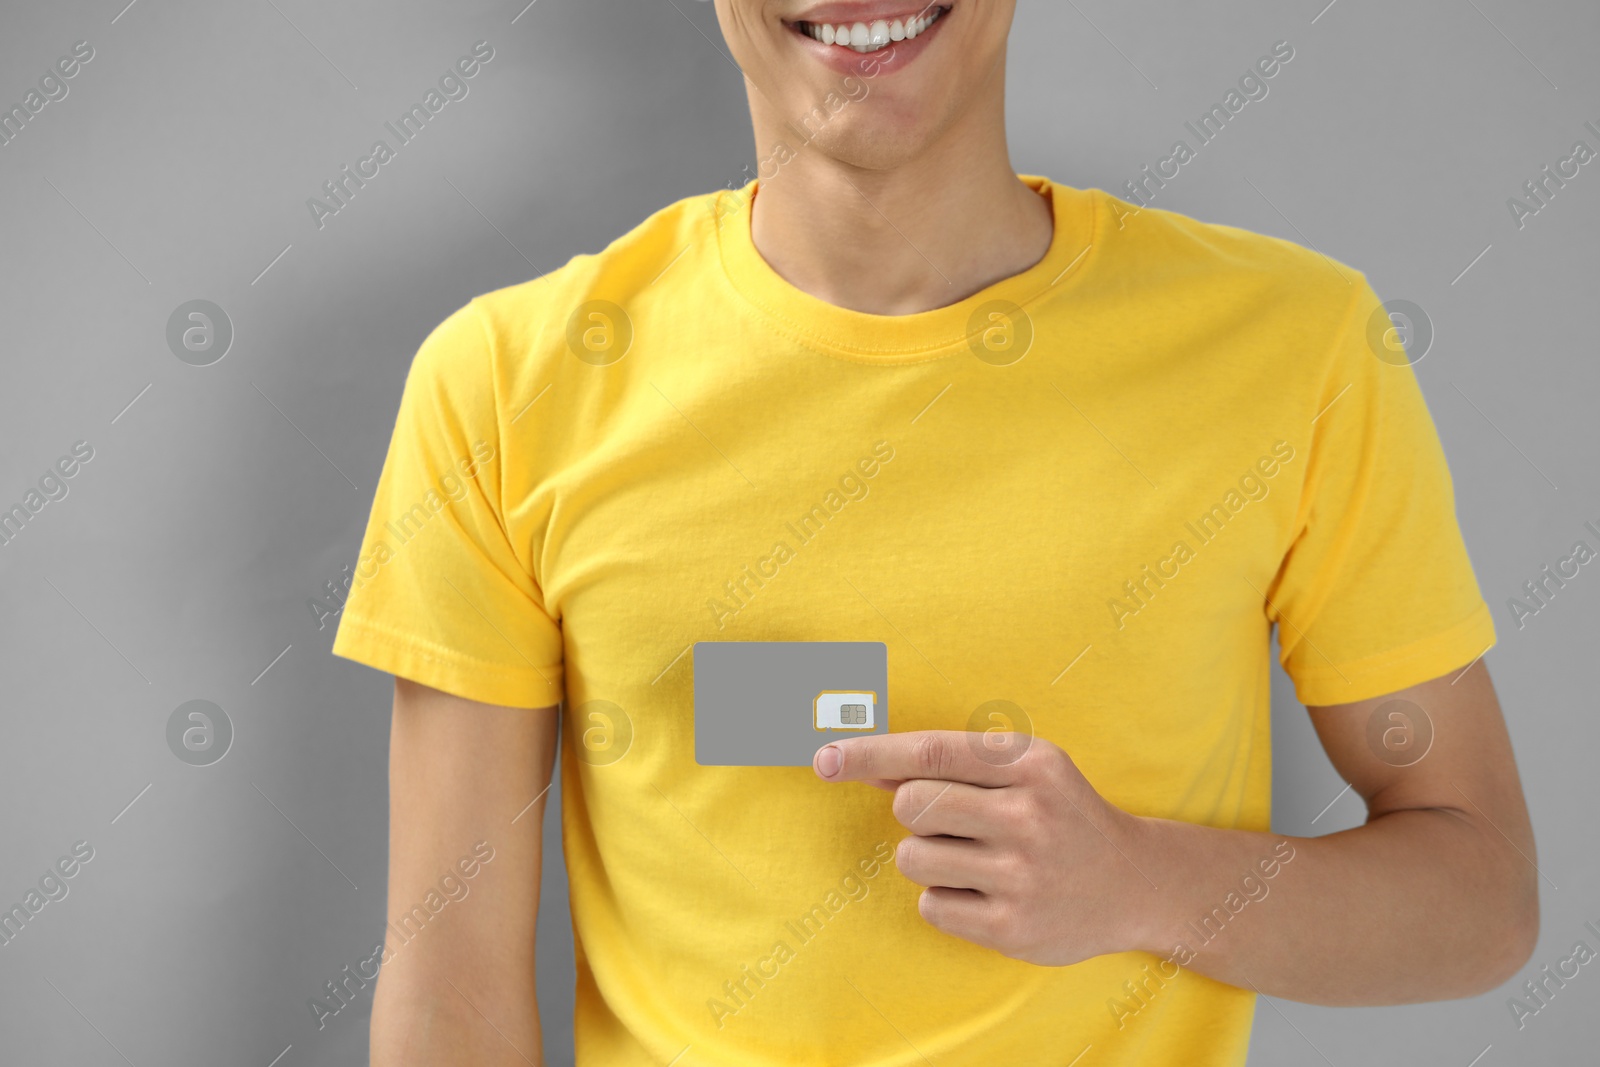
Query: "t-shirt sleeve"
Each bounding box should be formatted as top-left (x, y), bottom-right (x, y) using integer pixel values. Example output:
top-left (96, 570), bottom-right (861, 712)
top-left (1266, 272), bottom-right (1496, 707)
top-left (330, 299), bottom-right (564, 709)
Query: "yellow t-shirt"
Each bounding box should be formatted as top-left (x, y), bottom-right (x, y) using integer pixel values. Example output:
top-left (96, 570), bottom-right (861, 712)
top-left (332, 174), bottom-right (1495, 1066)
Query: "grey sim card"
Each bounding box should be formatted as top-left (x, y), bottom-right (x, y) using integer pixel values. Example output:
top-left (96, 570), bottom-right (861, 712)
top-left (693, 641), bottom-right (889, 766)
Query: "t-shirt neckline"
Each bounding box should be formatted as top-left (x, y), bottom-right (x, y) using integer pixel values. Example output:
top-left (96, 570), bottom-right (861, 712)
top-left (713, 173), bottom-right (1101, 365)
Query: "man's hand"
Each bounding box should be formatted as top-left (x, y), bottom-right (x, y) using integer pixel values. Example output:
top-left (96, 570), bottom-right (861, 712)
top-left (813, 730), bottom-right (1158, 967)
top-left (810, 664), bottom-right (1538, 1005)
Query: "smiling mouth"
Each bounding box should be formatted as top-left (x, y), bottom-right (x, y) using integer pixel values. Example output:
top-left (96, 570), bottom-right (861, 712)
top-left (792, 6), bottom-right (951, 54)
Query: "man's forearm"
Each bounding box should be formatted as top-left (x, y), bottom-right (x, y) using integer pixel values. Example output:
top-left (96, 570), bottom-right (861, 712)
top-left (1122, 807), bottom-right (1539, 1005)
top-left (370, 963), bottom-right (543, 1066)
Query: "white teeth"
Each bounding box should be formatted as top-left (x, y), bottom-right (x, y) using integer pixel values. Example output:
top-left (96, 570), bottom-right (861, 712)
top-left (802, 8), bottom-right (942, 52)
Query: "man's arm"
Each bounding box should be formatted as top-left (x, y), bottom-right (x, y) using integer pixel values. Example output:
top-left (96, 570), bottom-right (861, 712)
top-left (1131, 659), bottom-right (1539, 1003)
top-left (813, 660), bottom-right (1539, 1005)
top-left (371, 678), bottom-right (559, 1066)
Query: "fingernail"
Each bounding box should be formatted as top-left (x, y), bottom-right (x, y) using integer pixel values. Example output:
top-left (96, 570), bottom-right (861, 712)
top-left (816, 745), bottom-right (842, 778)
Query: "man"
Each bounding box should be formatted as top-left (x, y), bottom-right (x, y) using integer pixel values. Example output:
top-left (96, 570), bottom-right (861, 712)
top-left (333, 2), bottom-right (1538, 1064)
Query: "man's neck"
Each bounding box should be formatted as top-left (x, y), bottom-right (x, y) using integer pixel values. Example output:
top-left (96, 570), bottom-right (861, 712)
top-left (745, 110), bottom-right (1053, 317)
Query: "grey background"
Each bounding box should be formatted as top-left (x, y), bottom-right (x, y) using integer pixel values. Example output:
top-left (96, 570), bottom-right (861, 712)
top-left (0, 0), bottom-right (1596, 1063)
top-left (694, 641), bottom-right (889, 765)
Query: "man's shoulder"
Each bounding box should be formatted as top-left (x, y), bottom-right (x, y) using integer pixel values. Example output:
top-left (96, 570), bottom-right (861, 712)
top-left (1094, 188), bottom-right (1366, 321)
top-left (471, 186), bottom-right (726, 330)
top-left (400, 185), bottom-right (729, 417)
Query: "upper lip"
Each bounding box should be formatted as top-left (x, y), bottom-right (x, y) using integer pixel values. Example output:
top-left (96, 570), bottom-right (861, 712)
top-left (788, 1), bottom-right (948, 25)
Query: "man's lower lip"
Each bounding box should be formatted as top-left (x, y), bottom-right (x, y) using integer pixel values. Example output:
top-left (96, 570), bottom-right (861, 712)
top-left (787, 7), bottom-right (950, 74)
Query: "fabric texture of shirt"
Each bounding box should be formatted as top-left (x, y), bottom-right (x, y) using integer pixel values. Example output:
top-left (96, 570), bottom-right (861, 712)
top-left (331, 174), bottom-right (1496, 1066)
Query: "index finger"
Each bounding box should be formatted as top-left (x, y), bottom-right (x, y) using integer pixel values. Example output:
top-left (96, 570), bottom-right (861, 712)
top-left (813, 729), bottom-right (1020, 787)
